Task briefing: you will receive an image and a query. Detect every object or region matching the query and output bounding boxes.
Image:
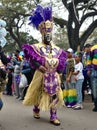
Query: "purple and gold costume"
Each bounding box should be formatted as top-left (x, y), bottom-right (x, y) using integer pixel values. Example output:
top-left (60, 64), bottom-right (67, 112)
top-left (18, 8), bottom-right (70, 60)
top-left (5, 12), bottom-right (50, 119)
top-left (23, 43), bottom-right (67, 111)
top-left (22, 5), bottom-right (67, 124)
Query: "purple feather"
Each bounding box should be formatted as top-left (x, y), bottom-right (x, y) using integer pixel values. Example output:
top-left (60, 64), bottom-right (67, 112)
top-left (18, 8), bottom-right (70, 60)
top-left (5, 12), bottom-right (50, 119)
top-left (43, 6), bottom-right (52, 21)
top-left (28, 5), bottom-right (52, 29)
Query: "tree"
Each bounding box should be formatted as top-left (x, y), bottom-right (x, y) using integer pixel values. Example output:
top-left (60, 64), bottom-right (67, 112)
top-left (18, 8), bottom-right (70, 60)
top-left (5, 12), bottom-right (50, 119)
top-left (3, 32), bottom-right (38, 53)
top-left (1, 0), bottom-right (97, 51)
top-left (87, 28), bottom-right (97, 44)
top-left (53, 0), bottom-right (97, 51)
top-left (53, 25), bottom-right (69, 50)
top-left (0, 0), bottom-right (38, 50)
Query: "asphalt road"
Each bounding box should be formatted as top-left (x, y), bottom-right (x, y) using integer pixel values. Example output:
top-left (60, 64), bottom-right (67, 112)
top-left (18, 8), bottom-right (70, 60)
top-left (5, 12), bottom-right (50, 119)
top-left (0, 95), bottom-right (97, 130)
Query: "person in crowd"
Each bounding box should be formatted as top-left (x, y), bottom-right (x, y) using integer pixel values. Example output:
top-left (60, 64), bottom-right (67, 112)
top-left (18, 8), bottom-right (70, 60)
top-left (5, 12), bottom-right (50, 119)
top-left (73, 52), bottom-right (84, 110)
top-left (11, 50), bottom-right (23, 99)
top-left (22, 5), bottom-right (67, 126)
top-left (0, 68), bottom-right (7, 110)
top-left (63, 48), bottom-right (77, 108)
top-left (18, 58), bottom-right (35, 100)
top-left (6, 67), bottom-right (14, 96)
top-left (0, 46), bottom-right (10, 67)
top-left (82, 44), bottom-right (93, 101)
top-left (86, 43), bottom-right (97, 112)
top-left (13, 58), bottom-right (21, 99)
top-left (14, 50), bottom-right (20, 61)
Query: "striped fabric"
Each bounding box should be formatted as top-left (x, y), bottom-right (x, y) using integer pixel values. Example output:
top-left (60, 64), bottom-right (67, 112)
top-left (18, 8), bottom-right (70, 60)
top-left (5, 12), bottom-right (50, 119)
top-left (63, 89), bottom-right (77, 107)
top-left (86, 45), bottom-right (97, 70)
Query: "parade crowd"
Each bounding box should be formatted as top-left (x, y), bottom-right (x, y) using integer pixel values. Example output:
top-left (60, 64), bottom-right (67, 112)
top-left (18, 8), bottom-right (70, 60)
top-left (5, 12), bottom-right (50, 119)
top-left (0, 43), bottom-right (96, 111)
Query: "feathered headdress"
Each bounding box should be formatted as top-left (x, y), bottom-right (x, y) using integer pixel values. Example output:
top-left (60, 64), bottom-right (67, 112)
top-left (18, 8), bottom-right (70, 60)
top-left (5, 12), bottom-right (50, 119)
top-left (29, 5), bottom-right (53, 35)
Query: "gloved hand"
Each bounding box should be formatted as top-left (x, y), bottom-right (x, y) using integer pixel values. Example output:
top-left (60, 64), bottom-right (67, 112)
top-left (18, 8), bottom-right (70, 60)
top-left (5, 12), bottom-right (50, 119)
top-left (39, 65), bottom-right (46, 73)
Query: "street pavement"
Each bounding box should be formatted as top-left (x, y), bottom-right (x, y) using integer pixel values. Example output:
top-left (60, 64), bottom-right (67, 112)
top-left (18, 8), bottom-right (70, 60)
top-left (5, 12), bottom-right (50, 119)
top-left (0, 95), bottom-right (97, 130)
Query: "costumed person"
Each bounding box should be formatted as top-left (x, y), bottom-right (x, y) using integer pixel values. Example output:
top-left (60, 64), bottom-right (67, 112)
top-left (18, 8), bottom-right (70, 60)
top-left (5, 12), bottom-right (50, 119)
top-left (22, 5), bottom-right (67, 125)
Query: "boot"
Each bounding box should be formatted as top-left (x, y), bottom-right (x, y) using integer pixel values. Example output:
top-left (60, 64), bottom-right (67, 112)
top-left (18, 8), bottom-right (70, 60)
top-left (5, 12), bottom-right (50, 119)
top-left (33, 106), bottom-right (40, 119)
top-left (50, 108), bottom-right (60, 126)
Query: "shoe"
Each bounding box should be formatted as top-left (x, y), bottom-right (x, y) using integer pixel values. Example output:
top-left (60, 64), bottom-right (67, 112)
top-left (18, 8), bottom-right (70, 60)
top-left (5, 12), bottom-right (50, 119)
top-left (18, 97), bottom-right (24, 101)
top-left (73, 104), bottom-right (83, 110)
top-left (33, 112), bottom-right (40, 119)
top-left (92, 107), bottom-right (97, 112)
top-left (50, 119), bottom-right (60, 126)
top-left (16, 96), bottom-right (20, 99)
top-left (67, 105), bottom-right (72, 108)
top-left (72, 104), bottom-right (77, 108)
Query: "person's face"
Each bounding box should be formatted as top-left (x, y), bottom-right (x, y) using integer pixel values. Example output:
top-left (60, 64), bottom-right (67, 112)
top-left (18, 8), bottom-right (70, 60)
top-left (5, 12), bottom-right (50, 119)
top-left (75, 55), bottom-right (80, 63)
top-left (84, 47), bottom-right (91, 53)
top-left (15, 51), bottom-right (19, 57)
top-left (67, 52), bottom-right (72, 58)
top-left (43, 33), bottom-right (52, 45)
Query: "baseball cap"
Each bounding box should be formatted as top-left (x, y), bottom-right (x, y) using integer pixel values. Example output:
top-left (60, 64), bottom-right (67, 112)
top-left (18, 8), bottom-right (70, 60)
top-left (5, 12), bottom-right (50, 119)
top-left (66, 48), bottom-right (73, 53)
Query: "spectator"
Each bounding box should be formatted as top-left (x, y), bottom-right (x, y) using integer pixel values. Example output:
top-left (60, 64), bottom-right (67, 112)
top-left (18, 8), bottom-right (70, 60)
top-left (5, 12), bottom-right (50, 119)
top-left (0, 68), bottom-right (7, 110)
top-left (0, 46), bottom-right (10, 66)
top-left (63, 48), bottom-right (77, 108)
top-left (82, 45), bottom-right (92, 101)
top-left (6, 67), bottom-right (14, 96)
top-left (18, 58), bottom-right (35, 100)
top-left (73, 52), bottom-right (84, 110)
top-left (86, 43), bottom-right (97, 112)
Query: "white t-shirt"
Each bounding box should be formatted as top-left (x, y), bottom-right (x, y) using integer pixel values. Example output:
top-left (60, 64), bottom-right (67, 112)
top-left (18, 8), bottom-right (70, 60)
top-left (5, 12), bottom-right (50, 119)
top-left (74, 62), bottom-right (84, 80)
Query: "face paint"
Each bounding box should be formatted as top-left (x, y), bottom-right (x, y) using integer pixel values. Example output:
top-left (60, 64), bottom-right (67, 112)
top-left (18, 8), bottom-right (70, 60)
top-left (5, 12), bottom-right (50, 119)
top-left (43, 34), bottom-right (52, 45)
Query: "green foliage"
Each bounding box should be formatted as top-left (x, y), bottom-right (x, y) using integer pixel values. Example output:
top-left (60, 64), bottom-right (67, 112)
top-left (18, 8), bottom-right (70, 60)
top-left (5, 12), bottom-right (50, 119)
top-left (1, 0), bottom-right (97, 52)
top-left (20, 32), bottom-right (38, 44)
top-left (3, 32), bottom-right (38, 53)
top-left (53, 25), bottom-right (69, 50)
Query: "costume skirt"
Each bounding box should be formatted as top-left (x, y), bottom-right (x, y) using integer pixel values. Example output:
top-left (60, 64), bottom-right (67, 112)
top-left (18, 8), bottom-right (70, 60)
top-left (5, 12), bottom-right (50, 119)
top-left (23, 70), bottom-right (63, 111)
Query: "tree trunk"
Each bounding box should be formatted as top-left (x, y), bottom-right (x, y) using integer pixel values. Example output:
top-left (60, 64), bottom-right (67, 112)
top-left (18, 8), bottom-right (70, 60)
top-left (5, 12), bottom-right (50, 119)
top-left (67, 2), bottom-right (80, 51)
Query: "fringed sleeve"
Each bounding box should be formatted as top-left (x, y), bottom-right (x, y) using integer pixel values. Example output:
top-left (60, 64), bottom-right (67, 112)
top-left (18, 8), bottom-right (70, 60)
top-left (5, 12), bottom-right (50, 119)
top-left (57, 50), bottom-right (67, 73)
top-left (22, 44), bottom-right (45, 69)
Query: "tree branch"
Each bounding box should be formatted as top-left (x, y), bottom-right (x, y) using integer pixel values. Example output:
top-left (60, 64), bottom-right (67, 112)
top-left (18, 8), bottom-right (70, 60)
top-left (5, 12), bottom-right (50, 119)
top-left (62, 0), bottom-right (68, 9)
top-left (53, 17), bottom-right (68, 28)
top-left (80, 19), bottom-right (97, 47)
top-left (7, 8), bottom-right (30, 17)
top-left (80, 12), bottom-right (97, 25)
